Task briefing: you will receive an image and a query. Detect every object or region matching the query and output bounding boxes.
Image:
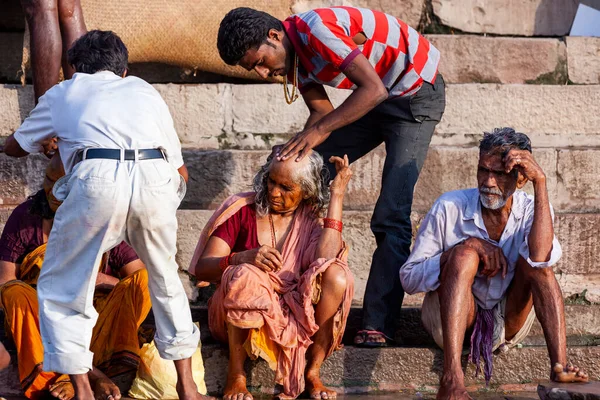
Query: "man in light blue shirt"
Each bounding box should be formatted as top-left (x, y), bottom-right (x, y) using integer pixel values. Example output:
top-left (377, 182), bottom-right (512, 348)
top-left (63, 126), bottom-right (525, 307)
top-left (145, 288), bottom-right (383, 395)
top-left (400, 128), bottom-right (588, 399)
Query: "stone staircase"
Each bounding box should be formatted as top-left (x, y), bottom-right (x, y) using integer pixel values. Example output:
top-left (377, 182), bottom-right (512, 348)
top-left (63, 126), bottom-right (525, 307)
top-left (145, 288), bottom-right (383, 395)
top-left (2, 0), bottom-right (600, 397)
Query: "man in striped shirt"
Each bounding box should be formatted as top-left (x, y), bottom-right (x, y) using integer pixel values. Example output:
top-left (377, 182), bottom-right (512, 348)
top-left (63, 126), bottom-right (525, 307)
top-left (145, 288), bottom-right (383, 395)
top-left (218, 5), bottom-right (445, 396)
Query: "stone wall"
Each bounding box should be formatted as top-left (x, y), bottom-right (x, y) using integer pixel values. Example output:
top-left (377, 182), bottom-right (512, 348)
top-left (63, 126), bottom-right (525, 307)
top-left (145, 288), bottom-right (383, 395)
top-left (1, 0), bottom-right (600, 308)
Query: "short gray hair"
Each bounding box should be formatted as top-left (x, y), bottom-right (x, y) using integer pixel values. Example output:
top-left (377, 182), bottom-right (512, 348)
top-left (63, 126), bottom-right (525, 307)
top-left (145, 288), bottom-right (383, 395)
top-left (479, 127), bottom-right (532, 156)
top-left (252, 151), bottom-right (331, 217)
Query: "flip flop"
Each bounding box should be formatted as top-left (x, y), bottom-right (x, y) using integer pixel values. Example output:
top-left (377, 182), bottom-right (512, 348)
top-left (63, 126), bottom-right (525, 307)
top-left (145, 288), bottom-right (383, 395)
top-left (353, 330), bottom-right (391, 348)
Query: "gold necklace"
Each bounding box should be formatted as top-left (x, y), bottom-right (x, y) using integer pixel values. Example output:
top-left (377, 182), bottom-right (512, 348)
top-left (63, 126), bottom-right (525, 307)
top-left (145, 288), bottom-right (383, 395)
top-left (283, 54), bottom-right (299, 104)
top-left (269, 213), bottom-right (277, 248)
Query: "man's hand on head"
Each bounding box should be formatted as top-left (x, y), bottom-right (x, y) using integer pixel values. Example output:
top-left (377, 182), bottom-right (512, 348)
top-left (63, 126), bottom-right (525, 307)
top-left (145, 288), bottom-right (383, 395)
top-left (503, 149), bottom-right (545, 184)
top-left (277, 127), bottom-right (330, 162)
top-left (462, 237), bottom-right (508, 279)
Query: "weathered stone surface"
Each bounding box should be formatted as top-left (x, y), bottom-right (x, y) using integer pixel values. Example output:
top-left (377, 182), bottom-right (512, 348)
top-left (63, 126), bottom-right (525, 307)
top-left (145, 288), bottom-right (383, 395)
top-left (431, 0), bottom-right (600, 36)
top-left (2, 147), bottom-right (600, 213)
top-left (1, 340), bottom-right (597, 397)
top-left (182, 345), bottom-right (600, 395)
top-left (427, 35), bottom-right (567, 84)
top-left (153, 83), bottom-right (228, 149)
top-left (538, 381), bottom-right (600, 400)
top-left (3, 84), bottom-right (600, 149)
top-left (291, 0), bottom-right (424, 28)
top-left (556, 150), bottom-right (600, 213)
top-left (0, 85), bottom-right (33, 139)
top-left (567, 37), bottom-right (600, 85)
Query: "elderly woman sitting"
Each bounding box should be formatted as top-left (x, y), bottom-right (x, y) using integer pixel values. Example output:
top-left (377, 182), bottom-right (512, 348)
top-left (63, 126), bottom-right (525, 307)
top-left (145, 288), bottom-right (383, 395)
top-left (189, 151), bottom-right (354, 400)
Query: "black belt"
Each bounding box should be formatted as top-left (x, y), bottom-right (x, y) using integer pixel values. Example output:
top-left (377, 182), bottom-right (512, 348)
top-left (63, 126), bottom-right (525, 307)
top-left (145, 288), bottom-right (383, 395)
top-left (78, 148), bottom-right (165, 162)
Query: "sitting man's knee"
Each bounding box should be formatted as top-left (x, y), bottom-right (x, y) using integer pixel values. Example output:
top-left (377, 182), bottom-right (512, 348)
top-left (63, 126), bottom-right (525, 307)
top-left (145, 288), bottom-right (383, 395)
top-left (322, 264), bottom-right (347, 292)
top-left (442, 244), bottom-right (479, 276)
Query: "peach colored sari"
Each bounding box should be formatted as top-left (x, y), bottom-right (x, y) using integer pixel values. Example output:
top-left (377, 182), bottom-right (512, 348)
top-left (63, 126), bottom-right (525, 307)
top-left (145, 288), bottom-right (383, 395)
top-left (189, 193), bottom-right (354, 399)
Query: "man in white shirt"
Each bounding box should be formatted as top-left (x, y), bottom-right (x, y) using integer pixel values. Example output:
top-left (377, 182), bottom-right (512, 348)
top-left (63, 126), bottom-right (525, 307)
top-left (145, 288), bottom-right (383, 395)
top-left (400, 128), bottom-right (588, 399)
top-left (3, 30), bottom-right (210, 400)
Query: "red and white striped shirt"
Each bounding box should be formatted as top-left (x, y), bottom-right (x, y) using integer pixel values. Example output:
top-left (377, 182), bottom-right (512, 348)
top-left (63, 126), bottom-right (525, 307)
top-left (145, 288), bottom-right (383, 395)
top-left (283, 7), bottom-right (440, 97)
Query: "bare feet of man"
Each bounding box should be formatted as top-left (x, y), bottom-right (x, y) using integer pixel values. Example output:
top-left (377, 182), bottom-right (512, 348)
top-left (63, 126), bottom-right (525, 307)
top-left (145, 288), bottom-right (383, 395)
top-left (176, 381), bottom-right (217, 400)
top-left (305, 371), bottom-right (337, 399)
top-left (49, 380), bottom-right (75, 400)
top-left (437, 375), bottom-right (473, 400)
top-left (223, 373), bottom-right (253, 400)
top-left (552, 363), bottom-right (589, 383)
top-left (93, 377), bottom-right (121, 400)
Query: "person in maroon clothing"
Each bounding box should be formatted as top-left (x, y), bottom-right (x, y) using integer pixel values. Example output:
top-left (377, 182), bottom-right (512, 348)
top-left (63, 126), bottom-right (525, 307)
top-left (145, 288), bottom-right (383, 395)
top-left (0, 154), bottom-right (151, 400)
top-left (191, 151), bottom-right (353, 400)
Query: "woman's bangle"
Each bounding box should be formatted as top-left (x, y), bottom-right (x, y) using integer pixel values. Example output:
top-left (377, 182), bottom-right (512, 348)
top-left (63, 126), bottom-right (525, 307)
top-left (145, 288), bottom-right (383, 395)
top-left (219, 252), bottom-right (237, 272)
top-left (323, 218), bottom-right (343, 232)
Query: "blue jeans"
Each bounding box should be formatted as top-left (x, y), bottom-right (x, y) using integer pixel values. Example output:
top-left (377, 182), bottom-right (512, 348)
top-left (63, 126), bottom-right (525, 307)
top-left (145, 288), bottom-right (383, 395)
top-left (315, 74), bottom-right (446, 338)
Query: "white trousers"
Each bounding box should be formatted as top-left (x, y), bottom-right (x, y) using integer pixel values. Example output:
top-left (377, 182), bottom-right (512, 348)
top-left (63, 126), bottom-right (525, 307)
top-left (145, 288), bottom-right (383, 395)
top-left (37, 158), bottom-right (199, 375)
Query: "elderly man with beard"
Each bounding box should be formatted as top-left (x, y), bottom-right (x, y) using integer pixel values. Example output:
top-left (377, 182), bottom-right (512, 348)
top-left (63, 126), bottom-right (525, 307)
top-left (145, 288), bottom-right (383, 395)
top-left (400, 128), bottom-right (588, 400)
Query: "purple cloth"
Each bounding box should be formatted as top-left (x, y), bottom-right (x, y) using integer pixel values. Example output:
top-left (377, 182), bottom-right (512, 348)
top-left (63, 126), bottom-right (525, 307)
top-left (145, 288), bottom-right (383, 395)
top-left (470, 307), bottom-right (495, 385)
top-left (0, 198), bottom-right (139, 273)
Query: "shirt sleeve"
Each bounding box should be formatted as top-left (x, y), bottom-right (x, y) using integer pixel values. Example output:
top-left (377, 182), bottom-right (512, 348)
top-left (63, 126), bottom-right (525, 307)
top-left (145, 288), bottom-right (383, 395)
top-left (305, 13), bottom-right (361, 70)
top-left (518, 202), bottom-right (562, 268)
top-left (399, 200), bottom-right (447, 295)
top-left (108, 241), bottom-right (140, 273)
top-left (0, 205), bottom-right (30, 263)
top-left (212, 210), bottom-right (242, 250)
top-left (13, 94), bottom-right (56, 154)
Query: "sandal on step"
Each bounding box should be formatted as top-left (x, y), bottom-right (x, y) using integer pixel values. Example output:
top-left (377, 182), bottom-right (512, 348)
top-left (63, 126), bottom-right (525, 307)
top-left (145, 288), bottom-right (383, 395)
top-left (353, 330), bottom-right (391, 348)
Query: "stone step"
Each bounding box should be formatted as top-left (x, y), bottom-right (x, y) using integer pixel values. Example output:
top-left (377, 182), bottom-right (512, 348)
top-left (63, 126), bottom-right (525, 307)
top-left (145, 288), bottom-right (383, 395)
top-left (0, 340), bottom-right (598, 397)
top-left (2, 32), bottom-right (582, 85)
top-left (1, 84), bottom-right (600, 149)
top-left (1, 205), bottom-right (599, 306)
top-left (3, 145), bottom-right (600, 214)
top-left (172, 305), bottom-right (600, 348)
top-left (432, 0), bottom-right (600, 36)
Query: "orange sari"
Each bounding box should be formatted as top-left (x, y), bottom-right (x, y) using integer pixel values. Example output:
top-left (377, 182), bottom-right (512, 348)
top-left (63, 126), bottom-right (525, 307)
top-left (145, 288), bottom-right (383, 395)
top-left (0, 244), bottom-right (150, 399)
top-left (189, 193), bottom-right (354, 399)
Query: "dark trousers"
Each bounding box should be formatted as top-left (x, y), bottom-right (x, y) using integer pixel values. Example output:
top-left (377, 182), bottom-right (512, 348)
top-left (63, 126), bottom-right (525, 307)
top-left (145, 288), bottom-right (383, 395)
top-left (315, 74), bottom-right (446, 338)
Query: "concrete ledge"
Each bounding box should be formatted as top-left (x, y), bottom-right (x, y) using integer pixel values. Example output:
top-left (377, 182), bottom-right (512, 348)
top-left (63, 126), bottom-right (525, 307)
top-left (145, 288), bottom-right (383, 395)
top-left (2, 342), bottom-right (598, 397)
top-left (2, 84), bottom-right (600, 149)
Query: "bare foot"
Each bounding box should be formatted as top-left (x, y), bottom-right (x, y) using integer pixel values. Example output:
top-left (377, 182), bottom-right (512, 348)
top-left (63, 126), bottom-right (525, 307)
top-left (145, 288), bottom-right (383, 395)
top-left (49, 380), bottom-right (75, 400)
top-left (0, 342), bottom-right (10, 370)
top-left (176, 381), bottom-right (217, 400)
top-left (93, 377), bottom-right (121, 400)
top-left (223, 374), bottom-right (253, 400)
top-left (552, 363), bottom-right (589, 383)
top-left (305, 373), bottom-right (337, 399)
top-left (437, 375), bottom-right (473, 400)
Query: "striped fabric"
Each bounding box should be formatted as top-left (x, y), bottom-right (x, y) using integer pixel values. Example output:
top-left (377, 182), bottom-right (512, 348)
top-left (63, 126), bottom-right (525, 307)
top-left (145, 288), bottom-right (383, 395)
top-left (283, 6), bottom-right (440, 97)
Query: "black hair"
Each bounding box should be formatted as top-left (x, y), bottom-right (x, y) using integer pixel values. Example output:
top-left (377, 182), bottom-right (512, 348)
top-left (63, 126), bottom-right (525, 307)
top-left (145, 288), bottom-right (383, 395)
top-left (217, 7), bottom-right (283, 65)
top-left (67, 30), bottom-right (129, 75)
top-left (27, 189), bottom-right (55, 219)
top-left (479, 127), bottom-right (532, 157)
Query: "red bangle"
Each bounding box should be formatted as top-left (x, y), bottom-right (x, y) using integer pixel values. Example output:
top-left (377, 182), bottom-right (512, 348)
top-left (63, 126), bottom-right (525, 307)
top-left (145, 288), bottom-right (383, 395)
top-left (323, 218), bottom-right (343, 232)
top-left (219, 256), bottom-right (229, 271)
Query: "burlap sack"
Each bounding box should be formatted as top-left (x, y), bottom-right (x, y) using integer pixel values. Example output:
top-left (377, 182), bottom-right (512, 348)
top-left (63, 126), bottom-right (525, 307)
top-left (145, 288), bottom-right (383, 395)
top-left (21, 0), bottom-right (295, 79)
top-left (84, 0), bottom-right (293, 78)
